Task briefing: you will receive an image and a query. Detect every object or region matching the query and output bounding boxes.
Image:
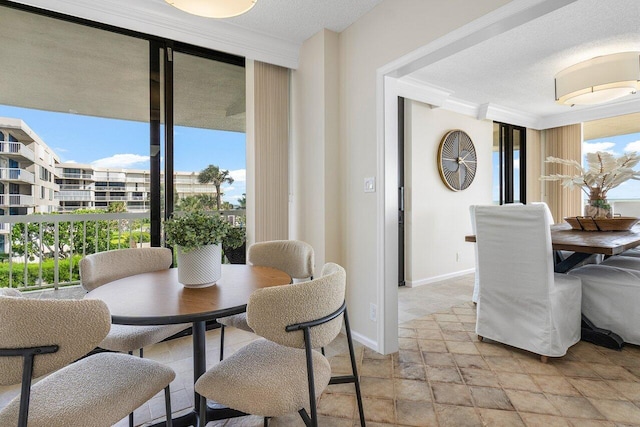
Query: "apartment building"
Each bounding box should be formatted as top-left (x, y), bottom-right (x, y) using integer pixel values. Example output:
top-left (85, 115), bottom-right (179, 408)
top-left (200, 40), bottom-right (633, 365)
top-left (0, 117), bottom-right (59, 216)
top-left (56, 163), bottom-right (218, 212)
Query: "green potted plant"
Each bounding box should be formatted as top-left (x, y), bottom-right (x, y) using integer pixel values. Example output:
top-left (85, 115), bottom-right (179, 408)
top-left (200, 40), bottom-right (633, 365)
top-left (223, 226), bottom-right (246, 264)
top-left (164, 210), bottom-right (230, 287)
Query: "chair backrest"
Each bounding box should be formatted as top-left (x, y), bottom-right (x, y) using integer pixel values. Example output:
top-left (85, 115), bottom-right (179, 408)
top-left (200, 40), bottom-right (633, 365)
top-left (248, 240), bottom-right (314, 279)
top-left (0, 296), bottom-right (110, 385)
top-left (79, 247), bottom-right (173, 291)
top-left (246, 262), bottom-right (345, 349)
top-left (474, 204), bottom-right (554, 308)
top-left (531, 201), bottom-right (555, 225)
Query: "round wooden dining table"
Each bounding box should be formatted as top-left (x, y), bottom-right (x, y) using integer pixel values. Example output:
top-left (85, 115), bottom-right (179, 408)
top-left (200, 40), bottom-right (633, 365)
top-left (85, 264), bottom-right (291, 427)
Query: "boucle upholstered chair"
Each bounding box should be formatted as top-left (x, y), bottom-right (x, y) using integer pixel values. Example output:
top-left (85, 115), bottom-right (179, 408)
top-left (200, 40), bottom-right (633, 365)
top-left (0, 294), bottom-right (175, 427)
top-left (79, 247), bottom-right (189, 357)
top-left (195, 263), bottom-right (365, 427)
top-left (474, 204), bottom-right (582, 361)
top-left (217, 240), bottom-right (314, 360)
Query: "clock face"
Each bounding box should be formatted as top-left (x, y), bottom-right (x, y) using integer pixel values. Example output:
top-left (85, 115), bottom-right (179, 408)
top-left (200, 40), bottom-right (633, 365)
top-left (437, 130), bottom-right (477, 191)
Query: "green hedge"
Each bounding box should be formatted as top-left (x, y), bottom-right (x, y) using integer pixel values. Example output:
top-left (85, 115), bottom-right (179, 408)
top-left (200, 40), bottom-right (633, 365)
top-left (0, 255), bottom-right (82, 288)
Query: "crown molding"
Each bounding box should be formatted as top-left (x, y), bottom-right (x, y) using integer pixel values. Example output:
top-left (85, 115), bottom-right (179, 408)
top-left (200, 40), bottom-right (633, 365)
top-left (10, 0), bottom-right (300, 69)
top-left (537, 98), bottom-right (640, 130)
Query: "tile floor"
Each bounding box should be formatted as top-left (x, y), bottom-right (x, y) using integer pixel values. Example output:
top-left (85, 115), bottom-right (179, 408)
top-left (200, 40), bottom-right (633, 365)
top-left (5, 274), bottom-right (640, 426)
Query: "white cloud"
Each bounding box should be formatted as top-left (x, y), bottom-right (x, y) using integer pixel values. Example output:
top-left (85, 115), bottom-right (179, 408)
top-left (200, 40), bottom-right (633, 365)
top-left (583, 141), bottom-right (615, 154)
top-left (55, 147), bottom-right (69, 153)
top-left (91, 154), bottom-right (149, 169)
top-left (514, 159), bottom-right (520, 170)
top-left (224, 185), bottom-right (235, 191)
top-left (229, 169), bottom-right (246, 182)
top-left (624, 141), bottom-right (640, 153)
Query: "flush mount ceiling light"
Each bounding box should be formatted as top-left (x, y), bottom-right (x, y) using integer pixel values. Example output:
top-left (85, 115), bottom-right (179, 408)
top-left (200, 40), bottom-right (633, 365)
top-left (555, 52), bottom-right (640, 106)
top-left (165, 0), bottom-right (257, 18)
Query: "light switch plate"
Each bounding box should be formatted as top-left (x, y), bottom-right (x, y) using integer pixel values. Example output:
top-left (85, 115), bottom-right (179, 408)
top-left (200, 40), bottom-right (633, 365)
top-left (364, 177), bottom-right (375, 193)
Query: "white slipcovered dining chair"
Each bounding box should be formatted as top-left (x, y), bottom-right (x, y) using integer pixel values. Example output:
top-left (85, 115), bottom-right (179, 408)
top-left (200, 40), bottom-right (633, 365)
top-left (195, 263), bottom-right (365, 427)
top-left (474, 204), bottom-right (582, 361)
top-left (79, 247), bottom-right (189, 427)
top-left (0, 293), bottom-right (175, 427)
top-left (568, 264), bottom-right (640, 345)
top-left (217, 240), bottom-right (314, 360)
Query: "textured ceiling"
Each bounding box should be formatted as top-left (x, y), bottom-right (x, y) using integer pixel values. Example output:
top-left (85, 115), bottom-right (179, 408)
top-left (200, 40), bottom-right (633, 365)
top-left (407, 0), bottom-right (640, 119)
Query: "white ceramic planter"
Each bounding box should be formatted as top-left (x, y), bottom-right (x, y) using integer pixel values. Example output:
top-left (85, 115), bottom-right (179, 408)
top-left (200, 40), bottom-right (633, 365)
top-left (176, 244), bottom-right (222, 287)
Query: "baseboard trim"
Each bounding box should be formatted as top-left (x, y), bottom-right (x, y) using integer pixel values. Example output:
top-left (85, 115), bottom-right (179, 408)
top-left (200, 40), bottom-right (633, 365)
top-left (350, 329), bottom-right (379, 353)
top-left (406, 268), bottom-right (475, 288)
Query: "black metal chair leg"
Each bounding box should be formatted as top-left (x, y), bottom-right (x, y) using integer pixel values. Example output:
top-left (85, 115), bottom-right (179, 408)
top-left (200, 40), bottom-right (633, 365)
top-left (199, 394), bottom-right (207, 427)
top-left (344, 308), bottom-right (366, 426)
top-left (129, 412), bottom-right (134, 427)
top-left (164, 385), bottom-right (173, 427)
top-left (303, 328), bottom-right (319, 427)
top-left (298, 408), bottom-right (312, 427)
top-left (219, 324), bottom-right (225, 361)
top-left (264, 416), bottom-right (269, 427)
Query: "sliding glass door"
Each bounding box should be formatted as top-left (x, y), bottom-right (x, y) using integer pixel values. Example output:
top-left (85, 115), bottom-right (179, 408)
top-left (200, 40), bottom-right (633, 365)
top-left (493, 122), bottom-right (526, 204)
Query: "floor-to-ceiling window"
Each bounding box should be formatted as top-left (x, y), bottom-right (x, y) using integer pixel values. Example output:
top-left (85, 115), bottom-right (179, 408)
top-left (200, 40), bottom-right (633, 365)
top-left (493, 122), bottom-right (526, 204)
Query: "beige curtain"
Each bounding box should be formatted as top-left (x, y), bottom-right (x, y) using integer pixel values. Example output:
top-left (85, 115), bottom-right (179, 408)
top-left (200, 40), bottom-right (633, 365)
top-left (252, 61), bottom-right (290, 242)
top-left (526, 128), bottom-right (543, 202)
top-left (542, 124), bottom-right (582, 223)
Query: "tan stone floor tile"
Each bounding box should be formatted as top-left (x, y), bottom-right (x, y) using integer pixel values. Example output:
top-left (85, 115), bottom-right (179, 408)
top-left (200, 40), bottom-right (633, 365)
top-left (531, 375), bottom-right (581, 396)
top-left (453, 354), bottom-right (489, 369)
top-left (315, 416), bottom-right (354, 426)
top-left (426, 365), bottom-right (463, 384)
top-left (567, 420), bottom-right (615, 427)
top-left (590, 364), bottom-right (639, 381)
top-left (475, 342), bottom-right (514, 357)
top-left (609, 381), bottom-right (640, 401)
top-left (395, 399), bottom-right (437, 426)
top-left (441, 330), bottom-right (472, 342)
top-left (456, 314), bottom-right (477, 323)
top-left (317, 393), bottom-right (356, 419)
top-left (505, 390), bottom-right (559, 415)
top-left (567, 378), bottom-right (625, 400)
top-left (553, 361), bottom-right (601, 379)
top-left (393, 363), bottom-right (426, 381)
top-left (588, 398), bottom-right (640, 424)
top-left (325, 382), bottom-right (357, 395)
top-left (433, 313), bottom-right (458, 322)
top-left (395, 350), bottom-right (423, 365)
top-left (407, 319), bottom-right (439, 330)
top-left (418, 339), bottom-right (448, 353)
top-left (361, 358), bottom-right (393, 378)
top-left (363, 347), bottom-right (392, 360)
top-left (434, 404), bottom-right (482, 427)
top-left (446, 341), bottom-right (480, 355)
top-left (416, 328), bottom-right (443, 340)
top-left (398, 328), bottom-right (417, 339)
top-left (462, 323), bottom-right (477, 333)
top-left (331, 355), bottom-right (356, 375)
top-left (519, 357), bottom-right (563, 376)
top-left (567, 344), bottom-right (611, 363)
top-left (519, 413), bottom-right (570, 426)
top-left (477, 408), bottom-right (525, 426)
top-left (422, 351), bottom-right (455, 367)
top-left (459, 367), bottom-right (501, 388)
top-left (362, 397), bottom-right (395, 424)
top-left (545, 394), bottom-right (605, 419)
top-left (394, 378), bottom-right (432, 402)
top-left (485, 356), bottom-right (524, 373)
top-left (360, 376), bottom-right (395, 399)
top-left (496, 372), bottom-right (541, 392)
top-left (398, 337), bottom-right (419, 351)
top-left (469, 386), bottom-right (513, 410)
top-left (356, 423), bottom-right (394, 427)
top-left (439, 322), bottom-right (466, 332)
top-left (452, 306), bottom-right (476, 315)
top-left (431, 382), bottom-right (473, 406)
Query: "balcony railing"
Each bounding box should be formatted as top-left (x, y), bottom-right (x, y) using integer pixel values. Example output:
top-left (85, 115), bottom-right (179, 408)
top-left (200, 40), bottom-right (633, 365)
top-left (0, 142), bottom-right (35, 162)
top-left (0, 168), bottom-right (35, 184)
top-left (0, 194), bottom-right (34, 207)
top-left (0, 210), bottom-right (245, 291)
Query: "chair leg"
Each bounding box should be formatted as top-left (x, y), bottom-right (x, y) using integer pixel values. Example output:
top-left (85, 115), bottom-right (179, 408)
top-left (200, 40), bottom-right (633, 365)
top-left (219, 324), bottom-right (225, 361)
top-left (263, 416), bottom-right (269, 427)
top-left (298, 408), bottom-right (312, 427)
top-left (540, 355), bottom-right (549, 364)
top-left (478, 335), bottom-right (484, 342)
top-left (129, 412), bottom-right (134, 427)
top-left (302, 328), bottom-right (319, 427)
top-left (344, 308), bottom-right (366, 426)
top-left (164, 385), bottom-right (173, 427)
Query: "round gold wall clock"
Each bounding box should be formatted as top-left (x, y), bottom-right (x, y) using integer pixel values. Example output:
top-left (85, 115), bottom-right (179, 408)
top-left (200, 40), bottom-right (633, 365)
top-left (437, 130), bottom-right (477, 191)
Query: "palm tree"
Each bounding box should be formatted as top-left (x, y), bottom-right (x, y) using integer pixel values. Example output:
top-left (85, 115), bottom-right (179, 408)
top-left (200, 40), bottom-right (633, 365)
top-left (198, 165), bottom-right (234, 210)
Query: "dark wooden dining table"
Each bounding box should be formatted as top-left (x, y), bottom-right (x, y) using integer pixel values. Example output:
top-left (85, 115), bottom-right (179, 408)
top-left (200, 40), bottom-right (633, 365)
top-left (466, 223), bottom-right (640, 350)
top-left (84, 264), bottom-right (292, 427)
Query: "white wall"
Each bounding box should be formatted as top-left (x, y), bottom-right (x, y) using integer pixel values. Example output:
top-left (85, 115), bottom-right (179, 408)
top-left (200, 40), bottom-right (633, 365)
top-left (290, 29), bottom-right (340, 271)
top-left (290, 0), bottom-right (511, 351)
top-left (404, 101), bottom-right (493, 287)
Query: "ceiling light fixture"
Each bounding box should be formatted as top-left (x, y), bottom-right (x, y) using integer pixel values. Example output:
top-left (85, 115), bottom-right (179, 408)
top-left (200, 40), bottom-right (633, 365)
top-left (165, 0), bottom-right (257, 18)
top-left (555, 52), bottom-right (640, 106)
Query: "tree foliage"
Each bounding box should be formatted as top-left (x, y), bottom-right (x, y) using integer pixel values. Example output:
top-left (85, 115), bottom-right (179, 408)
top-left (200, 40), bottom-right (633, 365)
top-left (198, 165), bottom-right (234, 210)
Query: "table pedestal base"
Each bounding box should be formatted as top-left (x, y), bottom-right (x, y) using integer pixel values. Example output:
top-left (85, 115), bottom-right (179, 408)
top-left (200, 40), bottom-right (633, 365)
top-left (581, 315), bottom-right (624, 350)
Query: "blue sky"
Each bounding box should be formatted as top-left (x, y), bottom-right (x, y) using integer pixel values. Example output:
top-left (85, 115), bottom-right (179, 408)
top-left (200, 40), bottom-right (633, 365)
top-left (0, 105), bottom-right (246, 204)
